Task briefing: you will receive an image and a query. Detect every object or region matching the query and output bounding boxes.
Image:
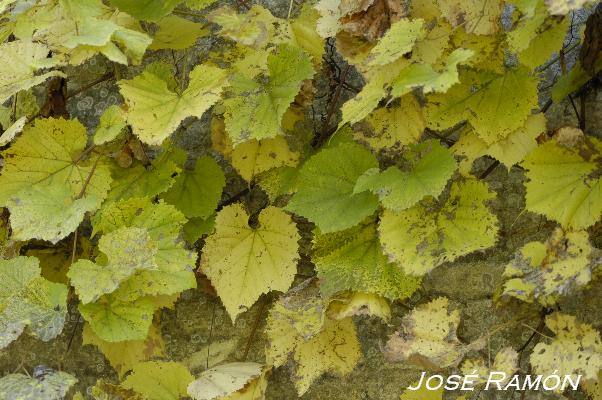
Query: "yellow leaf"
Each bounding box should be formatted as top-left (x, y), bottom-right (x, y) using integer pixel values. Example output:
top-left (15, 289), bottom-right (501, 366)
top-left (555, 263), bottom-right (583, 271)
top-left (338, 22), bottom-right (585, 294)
top-left (200, 204), bottom-right (300, 321)
top-left (231, 137), bottom-right (299, 182)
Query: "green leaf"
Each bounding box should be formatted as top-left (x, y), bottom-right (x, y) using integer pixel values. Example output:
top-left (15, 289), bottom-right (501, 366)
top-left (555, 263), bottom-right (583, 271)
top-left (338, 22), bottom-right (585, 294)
top-left (390, 48), bottom-right (474, 98)
top-left (109, 0), bottom-right (182, 21)
top-left (94, 105), bottom-right (127, 145)
top-left (522, 137), bottom-right (602, 229)
top-left (162, 155), bottom-right (225, 219)
top-left (119, 63), bottom-right (228, 145)
top-left (425, 68), bottom-right (539, 144)
top-left (287, 142), bottom-right (379, 233)
top-left (366, 18), bottom-right (425, 66)
top-left (82, 322), bottom-right (166, 378)
top-left (79, 294), bottom-right (155, 342)
top-left (68, 227), bottom-right (159, 304)
top-left (0, 370), bottom-right (77, 400)
top-left (150, 15), bottom-right (208, 50)
top-left (92, 198), bottom-right (196, 299)
top-left (105, 155), bottom-right (180, 205)
top-left (354, 140), bottom-right (457, 211)
top-left (200, 204), bottom-right (300, 321)
top-left (312, 220), bottom-right (421, 300)
top-left (183, 215), bottom-right (216, 243)
top-left (223, 44), bottom-right (314, 144)
top-left (122, 361), bottom-right (194, 400)
top-left (0, 41), bottom-right (64, 103)
top-left (0, 118), bottom-right (111, 243)
top-left (379, 179), bottom-right (498, 275)
top-left (0, 256), bottom-right (68, 348)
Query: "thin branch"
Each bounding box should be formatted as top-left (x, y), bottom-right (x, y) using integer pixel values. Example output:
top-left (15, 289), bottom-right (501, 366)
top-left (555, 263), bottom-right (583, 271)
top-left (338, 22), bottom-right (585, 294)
top-left (66, 73), bottom-right (115, 99)
top-left (241, 296), bottom-right (267, 361)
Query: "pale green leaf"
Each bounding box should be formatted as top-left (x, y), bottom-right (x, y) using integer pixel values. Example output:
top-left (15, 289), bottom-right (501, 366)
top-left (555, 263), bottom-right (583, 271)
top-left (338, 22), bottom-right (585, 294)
top-left (119, 63), bottom-right (228, 145)
top-left (354, 140), bottom-right (457, 211)
top-left (79, 294), bottom-right (155, 342)
top-left (0, 41), bottom-right (64, 104)
top-left (200, 204), bottom-right (300, 321)
top-left (0, 118), bottom-right (111, 243)
top-left (187, 362), bottom-right (262, 400)
top-left (366, 18), bottom-right (425, 66)
top-left (522, 137), bottom-right (602, 229)
top-left (0, 370), bottom-right (77, 400)
top-left (312, 220), bottom-right (421, 300)
top-left (68, 227), bottom-right (159, 304)
top-left (94, 105), bottom-right (127, 145)
top-left (109, 0), bottom-right (182, 21)
top-left (379, 179), bottom-right (498, 275)
top-left (122, 361), bottom-right (194, 400)
top-left (223, 44), bottom-right (314, 144)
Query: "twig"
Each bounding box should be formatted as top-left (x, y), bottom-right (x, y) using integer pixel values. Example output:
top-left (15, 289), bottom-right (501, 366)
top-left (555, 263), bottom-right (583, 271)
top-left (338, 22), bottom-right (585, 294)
top-left (241, 296), bottom-right (267, 361)
top-left (287, 0), bottom-right (294, 19)
top-left (66, 73), bottom-right (114, 99)
top-left (479, 160), bottom-right (500, 179)
top-left (314, 64), bottom-right (352, 147)
top-left (206, 300), bottom-right (217, 369)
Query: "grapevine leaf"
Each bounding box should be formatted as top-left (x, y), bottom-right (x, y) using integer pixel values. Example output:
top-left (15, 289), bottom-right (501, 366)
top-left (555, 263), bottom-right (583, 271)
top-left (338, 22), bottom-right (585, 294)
top-left (0, 370), bottom-right (77, 400)
top-left (312, 220), bottom-right (421, 300)
top-left (122, 361), bottom-right (194, 400)
top-left (92, 198), bottom-right (196, 299)
top-left (256, 166), bottom-right (300, 202)
top-left (327, 292), bottom-right (391, 321)
top-left (461, 347), bottom-right (519, 386)
top-left (79, 294), bottom-right (155, 342)
top-left (186, 0), bottom-right (218, 10)
top-left (354, 94), bottom-right (425, 150)
top-left (94, 105), bottom-right (127, 145)
top-left (522, 136), bottom-right (602, 229)
top-left (0, 116), bottom-right (26, 146)
top-left (379, 179), bottom-right (498, 276)
top-left (438, 0), bottom-right (503, 35)
top-left (545, 0), bottom-right (596, 14)
top-left (366, 18), bottom-right (425, 66)
top-left (400, 384), bottom-right (443, 400)
top-left (150, 15), bottom-right (208, 50)
top-left (507, 0), bottom-right (570, 68)
top-left (223, 44), bottom-right (314, 144)
top-left (109, 0), bottom-right (182, 21)
top-left (231, 136), bottom-right (299, 182)
top-left (200, 204), bottom-right (300, 321)
top-left (187, 362), bottom-right (262, 400)
top-left (501, 228), bottom-right (601, 305)
top-left (0, 118), bottom-right (111, 243)
top-left (390, 48), bottom-right (474, 98)
top-left (82, 322), bottom-right (166, 378)
top-left (384, 297), bottom-right (467, 368)
top-left (530, 313), bottom-right (602, 381)
top-left (0, 256), bottom-right (68, 348)
top-left (207, 5), bottom-right (277, 49)
top-left (354, 140), bottom-right (457, 211)
top-left (452, 113), bottom-right (546, 175)
top-left (0, 41), bottom-right (64, 103)
top-left (162, 155), bottom-right (225, 219)
top-left (105, 157), bottom-right (180, 205)
top-left (265, 287), bottom-right (361, 395)
top-left (7, 180), bottom-right (100, 243)
top-left (287, 142), bottom-right (379, 233)
top-left (339, 71), bottom-right (391, 126)
top-left (68, 227), bottom-right (159, 304)
top-left (119, 63), bottom-right (228, 145)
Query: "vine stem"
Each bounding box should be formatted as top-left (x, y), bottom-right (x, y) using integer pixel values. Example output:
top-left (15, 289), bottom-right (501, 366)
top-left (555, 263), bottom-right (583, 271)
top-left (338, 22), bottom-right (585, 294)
top-left (241, 296), bottom-right (267, 361)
